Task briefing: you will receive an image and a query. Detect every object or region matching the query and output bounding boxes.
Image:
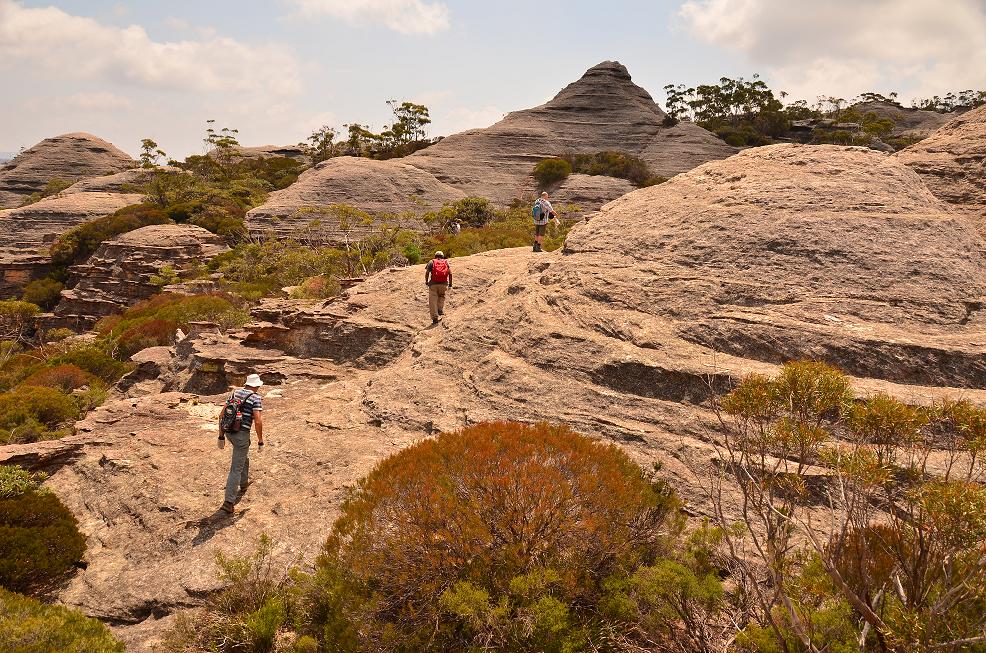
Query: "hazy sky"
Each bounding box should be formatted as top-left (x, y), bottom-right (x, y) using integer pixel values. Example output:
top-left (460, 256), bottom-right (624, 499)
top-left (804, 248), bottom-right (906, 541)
top-left (2, 0), bottom-right (985, 158)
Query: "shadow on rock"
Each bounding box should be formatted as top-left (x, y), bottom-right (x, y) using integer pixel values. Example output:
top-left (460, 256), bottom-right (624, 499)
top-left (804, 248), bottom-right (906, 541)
top-left (186, 508), bottom-right (248, 546)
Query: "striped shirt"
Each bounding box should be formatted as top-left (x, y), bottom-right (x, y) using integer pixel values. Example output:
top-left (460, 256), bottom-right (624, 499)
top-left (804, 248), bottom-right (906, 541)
top-left (231, 388), bottom-right (262, 431)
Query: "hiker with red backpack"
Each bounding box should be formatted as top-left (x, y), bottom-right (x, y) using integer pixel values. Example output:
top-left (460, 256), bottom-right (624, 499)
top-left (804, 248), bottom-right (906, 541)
top-left (425, 251), bottom-right (452, 324)
top-left (217, 373), bottom-right (265, 514)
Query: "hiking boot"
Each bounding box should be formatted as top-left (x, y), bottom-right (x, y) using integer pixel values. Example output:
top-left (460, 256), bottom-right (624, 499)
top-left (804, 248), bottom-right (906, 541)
top-left (220, 501), bottom-right (235, 514)
top-left (437, 310), bottom-right (444, 316)
top-left (533, 243), bottom-right (542, 252)
top-left (432, 317), bottom-right (439, 325)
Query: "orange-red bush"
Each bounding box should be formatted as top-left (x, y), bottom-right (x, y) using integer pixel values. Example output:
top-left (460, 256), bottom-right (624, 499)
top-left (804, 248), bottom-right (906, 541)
top-left (21, 364), bottom-right (96, 392)
top-left (115, 319), bottom-right (177, 359)
top-left (310, 421), bottom-right (681, 651)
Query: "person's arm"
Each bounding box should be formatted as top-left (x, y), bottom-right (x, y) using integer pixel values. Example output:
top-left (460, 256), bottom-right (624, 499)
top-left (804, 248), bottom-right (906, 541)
top-left (448, 268), bottom-right (453, 288)
top-left (254, 410), bottom-right (264, 445)
top-left (424, 261), bottom-right (432, 285)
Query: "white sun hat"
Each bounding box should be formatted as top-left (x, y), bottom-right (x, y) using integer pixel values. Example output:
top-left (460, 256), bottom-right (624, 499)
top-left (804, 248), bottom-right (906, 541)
top-left (245, 374), bottom-right (264, 388)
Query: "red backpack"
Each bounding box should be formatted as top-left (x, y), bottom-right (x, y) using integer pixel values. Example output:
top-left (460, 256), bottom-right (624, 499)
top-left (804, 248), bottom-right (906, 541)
top-left (431, 259), bottom-right (450, 283)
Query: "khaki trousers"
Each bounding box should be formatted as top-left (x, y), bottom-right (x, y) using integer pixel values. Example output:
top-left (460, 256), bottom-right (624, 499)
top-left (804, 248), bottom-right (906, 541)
top-left (429, 284), bottom-right (448, 320)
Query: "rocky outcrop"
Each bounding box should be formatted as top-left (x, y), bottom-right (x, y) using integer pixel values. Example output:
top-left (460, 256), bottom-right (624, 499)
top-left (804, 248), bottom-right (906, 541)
top-left (247, 61), bottom-right (735, 242)
top-left (246, 157), bottom-right (465, 241)
top-left (60, 167), bottom-right (175, 195)
top-left (51, 224), bottom-right (228, 329)
top-left (0, 133), bottom-right (135, 209)
top-left (0, 192), bottom-right (144, 297)
top-left (226, 145), bottom-right (308, 163)
top-left (7, 143), bottom-right (985, 650)
top-left (893, 104), bottom-right (986, 236)
top-left (854, 100), bottom-right (961, 140)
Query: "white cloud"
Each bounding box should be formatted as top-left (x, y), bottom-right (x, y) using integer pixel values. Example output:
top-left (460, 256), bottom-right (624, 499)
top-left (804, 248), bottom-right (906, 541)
top-left (0, 0), bottom-right (302, 95)
top-left (287, 0), bottom-right (450, 35)
top-left (678, 0), bottom-right (986, 101)
top-left (63, 91), bottom-right (134, 110)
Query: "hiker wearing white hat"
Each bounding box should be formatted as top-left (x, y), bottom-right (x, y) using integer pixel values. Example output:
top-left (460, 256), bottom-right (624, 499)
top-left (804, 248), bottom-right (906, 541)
top-left (217, 373), bottom-right (265, 514)
top-left (425, 251), bottom-right (452, 324)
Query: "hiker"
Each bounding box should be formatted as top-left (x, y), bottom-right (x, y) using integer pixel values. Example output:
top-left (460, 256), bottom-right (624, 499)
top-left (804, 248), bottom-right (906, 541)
top-left (425, 251), bottom-right (452, 324)
top-left (452, 220), bottom-right (462, 235)
top-left (217, 373), bottom-right (265, 514)
top-left (532, 191), bottom-right (559, 252)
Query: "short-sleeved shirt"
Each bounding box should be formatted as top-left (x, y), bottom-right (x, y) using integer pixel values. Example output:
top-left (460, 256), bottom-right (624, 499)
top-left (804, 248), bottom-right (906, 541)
top-left (231, 388), bottom-right (262, 431)
top-left (534, 198), bottom-right (554, 225)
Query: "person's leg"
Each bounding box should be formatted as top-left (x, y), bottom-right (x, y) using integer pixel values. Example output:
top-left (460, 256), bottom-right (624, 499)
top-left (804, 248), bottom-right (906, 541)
top-left (239, 429), bottom-right (250, 491)
top-left (428, 284), bottom-right (439, 322)
top-left (437, 285), bottom-right (447, 316)
top-left (224, 430), bottom-right (251, 505)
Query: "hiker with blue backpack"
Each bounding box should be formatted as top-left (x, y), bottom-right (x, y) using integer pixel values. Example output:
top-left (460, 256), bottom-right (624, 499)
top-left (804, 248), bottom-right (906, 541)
top-left (217, 374), bottom-right (265, 514)
top-left (532, 191), bottom-right (559, 252)
top-left (425, 251), bottom-right (453, 324)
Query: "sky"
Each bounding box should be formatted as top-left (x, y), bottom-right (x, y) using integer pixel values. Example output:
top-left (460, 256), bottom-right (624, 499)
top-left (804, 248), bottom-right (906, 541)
top-left (2, 0), bottom-right (985, 158)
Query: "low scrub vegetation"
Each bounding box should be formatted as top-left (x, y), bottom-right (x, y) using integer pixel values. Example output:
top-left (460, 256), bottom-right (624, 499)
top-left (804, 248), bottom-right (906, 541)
top-left (534, 152), bottom-right (665, 189)
top-left (0, 300), bottom-right (133, 444)
top-left (97, 293), bottom-right (250, 359)
top-left (166, 364), bottom-right (986, 652)
top-left (17, 178), bottom-right (72, 207)
top-left (0, 465), bottom-right (86, 595)
top-left (0, 586), bottom-right (122, 652)
top-left (49, 202), bottom-right (170, 275)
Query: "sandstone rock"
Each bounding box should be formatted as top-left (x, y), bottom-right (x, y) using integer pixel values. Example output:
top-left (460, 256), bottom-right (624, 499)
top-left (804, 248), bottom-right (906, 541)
top-left (8, 143), bottom-right (986, 650)
top-left (246, 156), bottom-right (465, 242)
top-left (550, 174), bottom-right (637, 217)
top-left (60, 167), bottom-right (179, 195)
top-left (0, 133), bottom-right (135, 209)
top-left (0, 192), bottom-right (144, 297)
top-left (247, 62), bottom-right (735, 242)
top-left (51, 224), bottom-right (228, 330)
top-left (225, 144), bottom-right (308, 164)
top-left (892, 104), bottom-right (986, 236)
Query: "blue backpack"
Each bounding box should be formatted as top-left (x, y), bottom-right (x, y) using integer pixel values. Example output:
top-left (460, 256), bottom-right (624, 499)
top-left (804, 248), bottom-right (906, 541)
top-left (532, 199), bottom-right (544, 220)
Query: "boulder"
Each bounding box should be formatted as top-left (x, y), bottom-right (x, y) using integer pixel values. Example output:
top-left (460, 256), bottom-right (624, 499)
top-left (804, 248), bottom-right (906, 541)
top-left (247, 61), bottom-right (735, 242)
top-left (51, 224), bottom-right (228, 330)
top-left (0, 133), bottom-right (135, 209)
top-left (0, 192), bottom-right (144, 297)
top-left (892, 104), bottom-right (986, 236)
top-left (246, 156), bottom-right (466, 242)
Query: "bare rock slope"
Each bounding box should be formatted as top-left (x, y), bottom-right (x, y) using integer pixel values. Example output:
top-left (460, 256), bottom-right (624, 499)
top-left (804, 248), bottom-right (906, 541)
top-left (5, 144), bottom-right (985, 651)
top-left (247, 157), bottom-right (466, 241)
top-left (0, 133), bottom-right (135, 209)
top-left (893, 104), bottom-right (986, 235)
top-left (52, 224), bottom-right (228, 330)
top-left (0, 191), bottom-right (144, 297)
top-left (247, 61), bottom-right (735, 241)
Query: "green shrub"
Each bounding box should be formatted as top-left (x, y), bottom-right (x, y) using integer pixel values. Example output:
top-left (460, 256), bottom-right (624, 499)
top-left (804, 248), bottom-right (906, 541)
top-left (21, 279), bottom-right (64, 310)
top-left (428, 197), bottom-right (497, 230)
top-left (533, 158), bottom-right (573, 188)
top-left (0, 587), bottom-right (122, 652)
top-left (17, 178), bottom-right (72, 207)
top-left (0, 466), bottom-right (40, 500)
top-left (308, 421), bottom-right (683, 652)
top-left (562, 151), bottom-right (660, 186)
top-left (49, 203), bottom-right (169, 269)
top-left (42, 327), bottom-right (74, 343)
top-left (164, 534), bottom-right (301, 653)
top-left (47, 345), bottom-right (130, 385)
top-left (0, 479), bottom-right (86, 594)
top-left (0, 385), bottom-right (79, 445)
